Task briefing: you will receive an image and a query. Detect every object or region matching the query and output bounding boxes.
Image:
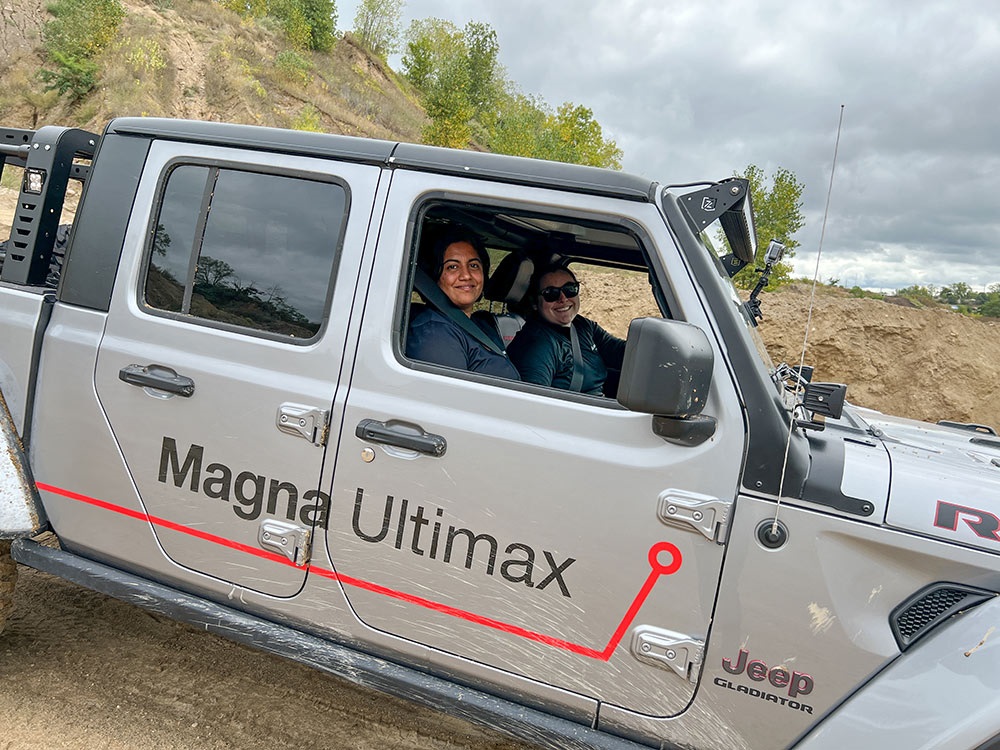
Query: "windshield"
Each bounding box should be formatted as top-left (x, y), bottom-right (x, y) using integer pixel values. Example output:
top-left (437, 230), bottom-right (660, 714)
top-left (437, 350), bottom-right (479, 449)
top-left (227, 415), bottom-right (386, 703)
top-left (696, 219), bottom-right (779, 378)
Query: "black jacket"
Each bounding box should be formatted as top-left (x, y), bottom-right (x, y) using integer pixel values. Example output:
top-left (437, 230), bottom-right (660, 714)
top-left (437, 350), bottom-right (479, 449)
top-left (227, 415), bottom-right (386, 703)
top-left (407, 307), bottom-right (520, 380)
top-left (508, 315), bottom-right (625, 395)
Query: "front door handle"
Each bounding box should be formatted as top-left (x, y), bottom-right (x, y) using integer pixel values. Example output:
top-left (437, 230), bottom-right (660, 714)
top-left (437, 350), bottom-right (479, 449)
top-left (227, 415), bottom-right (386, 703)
top-left (119, 364), bottom-right (195, 397)
top-left (356, 419), bottom-right (446, 457)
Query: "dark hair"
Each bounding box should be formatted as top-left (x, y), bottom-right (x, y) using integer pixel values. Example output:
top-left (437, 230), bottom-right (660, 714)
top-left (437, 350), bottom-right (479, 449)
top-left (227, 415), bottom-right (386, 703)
top-left (423, 226), bottom-right (490, 280)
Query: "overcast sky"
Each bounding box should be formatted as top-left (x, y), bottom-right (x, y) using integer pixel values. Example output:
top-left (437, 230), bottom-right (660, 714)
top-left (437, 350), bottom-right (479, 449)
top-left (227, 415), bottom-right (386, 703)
top-left (338, 1), bottom-right (999, 292)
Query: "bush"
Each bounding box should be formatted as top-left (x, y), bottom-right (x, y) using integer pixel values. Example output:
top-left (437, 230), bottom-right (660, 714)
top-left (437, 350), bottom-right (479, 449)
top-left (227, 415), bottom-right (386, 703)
top-left (40, 0), bottom-right (125, 100)
top-left (269, 0), bottom-right (336, 51)
top-left (44, 0), bottom-right (125, 58)
top-left (120, 36), bottom-right (167, 75)
top-left (292, 104), bottom-right (323, 131)
top-left (276, 50), bottom-right (312, 84)
top-left (896, 285), bottom-right (937, 306)
top-left (849, 286), bottom-right (884, 300)
top-left (981, 299), bottom-right (1000, 318)
top-left (39, 50), bottom-right (99, 100)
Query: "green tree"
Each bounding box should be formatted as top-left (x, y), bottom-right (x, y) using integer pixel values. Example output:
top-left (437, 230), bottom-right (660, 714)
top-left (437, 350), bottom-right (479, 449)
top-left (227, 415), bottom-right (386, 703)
top-left (299, 0), bottom-right (337, 51)
top-left (541, 102), bottom-right (622, 169)
top-left (422, 47), bottom-right (473, 148)
top-left (463, 21), bottom-right (501, 120)
top-left (482, 88), bottom-right (549, 158)
top-left (402, 19), bottom-right (505, 147)
top-left (727, 164), bottom-right (805, 289)
top-left (981, 295), bottom-right (1000, 318)
top-left (402, 19), bottom-right (473, 147)
top-left (402, 18), bottom-right (461, 92)
top-left (402, 17), bottom-right (620, 165)
top-left (39, 0), bottom-right (125, 100)
top-left (218, 0), bottom-right (269, 16)
top-left (352, 0), bottom-right (404, 58)
top-left (220, 0), bottom-right (336, 51)
top-left (274, 0), bottom-right (336, 51)
top-left (938, 282), bottom-right (974, 304)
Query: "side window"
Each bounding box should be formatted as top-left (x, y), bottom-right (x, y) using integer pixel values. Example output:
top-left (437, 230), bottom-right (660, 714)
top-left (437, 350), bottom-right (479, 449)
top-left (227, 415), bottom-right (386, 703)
top-left (402, 200), bottom-right (664, 398)
top-left (144, 164), bottom-right (347, 340)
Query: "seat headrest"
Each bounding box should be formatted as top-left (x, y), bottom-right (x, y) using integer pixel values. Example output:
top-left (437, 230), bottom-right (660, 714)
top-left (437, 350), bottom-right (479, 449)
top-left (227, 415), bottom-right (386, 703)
top-left (485, 252), bottom-right (534, 304)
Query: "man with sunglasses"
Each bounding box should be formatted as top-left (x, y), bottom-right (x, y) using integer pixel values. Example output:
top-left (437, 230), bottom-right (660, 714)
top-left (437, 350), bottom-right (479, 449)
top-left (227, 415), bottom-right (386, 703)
top-left (507, 265), bottom-right (625, 396)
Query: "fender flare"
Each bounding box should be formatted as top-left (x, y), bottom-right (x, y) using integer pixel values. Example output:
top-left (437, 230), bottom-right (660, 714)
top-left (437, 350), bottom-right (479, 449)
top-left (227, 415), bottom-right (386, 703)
top-left (0, 387), bottom-right (47, 538)
top-left (793, 593), bottom-right (1000, 749)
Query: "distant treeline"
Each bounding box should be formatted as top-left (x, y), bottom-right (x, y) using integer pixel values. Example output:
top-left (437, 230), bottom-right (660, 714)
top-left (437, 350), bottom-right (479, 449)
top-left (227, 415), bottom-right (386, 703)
top-left (844, 282), bottom-right (1000, 318)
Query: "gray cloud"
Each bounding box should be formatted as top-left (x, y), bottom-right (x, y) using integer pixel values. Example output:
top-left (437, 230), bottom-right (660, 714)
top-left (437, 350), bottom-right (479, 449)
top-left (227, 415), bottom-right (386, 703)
top-left (338, 0), bottom-right (1000, 290)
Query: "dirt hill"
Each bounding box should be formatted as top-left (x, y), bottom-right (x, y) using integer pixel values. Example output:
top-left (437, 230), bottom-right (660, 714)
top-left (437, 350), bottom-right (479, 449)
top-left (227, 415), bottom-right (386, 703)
top-left (758, 283), bottom-right (1000, 429)
top-left (577, 270), bottom-right (1000, 431)
top-left (0, 0), bottom-right (427, 138)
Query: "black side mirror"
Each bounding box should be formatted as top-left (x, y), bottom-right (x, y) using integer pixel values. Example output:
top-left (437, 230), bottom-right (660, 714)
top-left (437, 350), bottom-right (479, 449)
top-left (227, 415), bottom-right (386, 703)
top-left (617, 318), bottom-right (717, 446)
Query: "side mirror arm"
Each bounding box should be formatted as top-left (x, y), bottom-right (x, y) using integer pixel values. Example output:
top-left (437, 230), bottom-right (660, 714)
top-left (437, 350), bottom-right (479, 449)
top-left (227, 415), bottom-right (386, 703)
top-left (652, 415), bottom-right (717, 447)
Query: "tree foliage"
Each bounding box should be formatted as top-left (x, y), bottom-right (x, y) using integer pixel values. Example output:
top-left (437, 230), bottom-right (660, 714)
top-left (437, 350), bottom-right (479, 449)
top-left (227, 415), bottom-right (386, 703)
top-left (543, 102), bottom-right (623, 169)
top-left (981, 297), bottom-right (1000, 317)
top-left (403, 19), bottom-right (473, 148)
top-left (462, 21), bottom-right (501, 120)
top-left (931, 283), bottom-right (1000, 317)
top-left (937, 282), bottom-right (974, 305)
top-left (479, 89), bottom-right (549, 158)
top-left (218, 0), bottom-right (269, 18)
top-left (352, 0), bottom-right (404, 58)
top-left (219, 0), bottom-right (336, 51)
top-left (402, 19), bottom-right (620, 167)
top-left (39, 0), bottom-right (125, 101)
top-left (482, 93), bottom-right (622, 168)
top-left (726, 164), bottom-right (805, 289)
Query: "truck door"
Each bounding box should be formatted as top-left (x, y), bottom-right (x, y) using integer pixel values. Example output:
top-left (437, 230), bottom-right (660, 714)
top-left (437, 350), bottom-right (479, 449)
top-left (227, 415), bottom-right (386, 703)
top-left (326, 171), bottom-right (747, 717)
top-left (94, 140), bottom-right (382, 597)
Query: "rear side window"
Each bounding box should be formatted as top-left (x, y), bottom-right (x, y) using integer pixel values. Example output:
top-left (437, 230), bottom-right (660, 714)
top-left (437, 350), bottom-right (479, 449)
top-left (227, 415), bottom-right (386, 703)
top-left (144, 164), bottom-right (347, 340)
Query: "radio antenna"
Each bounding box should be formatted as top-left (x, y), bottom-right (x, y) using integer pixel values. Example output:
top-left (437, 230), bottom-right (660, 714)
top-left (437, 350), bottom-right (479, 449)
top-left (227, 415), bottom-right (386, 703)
top-left (772, 105), bottom-right (846, 533)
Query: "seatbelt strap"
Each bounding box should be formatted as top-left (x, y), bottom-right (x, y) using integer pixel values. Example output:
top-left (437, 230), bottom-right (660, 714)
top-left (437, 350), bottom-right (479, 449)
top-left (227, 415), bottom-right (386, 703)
top-left (413, 267), bottom-right (505, 356)
top-left (569, 322), bottom-right (584, 392)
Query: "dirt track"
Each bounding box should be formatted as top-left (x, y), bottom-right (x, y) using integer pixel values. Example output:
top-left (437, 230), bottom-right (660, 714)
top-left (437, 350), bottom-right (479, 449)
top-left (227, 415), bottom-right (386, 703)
top-left (0, 565), bottom-right (534, 750)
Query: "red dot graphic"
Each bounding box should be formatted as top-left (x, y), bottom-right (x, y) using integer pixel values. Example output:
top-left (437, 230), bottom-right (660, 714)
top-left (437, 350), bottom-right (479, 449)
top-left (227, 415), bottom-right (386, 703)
top-left (647, 541), bottom-right (682, 575)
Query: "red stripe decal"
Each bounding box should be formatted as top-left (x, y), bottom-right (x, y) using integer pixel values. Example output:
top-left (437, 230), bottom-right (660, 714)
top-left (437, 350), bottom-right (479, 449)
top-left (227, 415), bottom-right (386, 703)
top-left (38, 482), bottom-right (681, 661)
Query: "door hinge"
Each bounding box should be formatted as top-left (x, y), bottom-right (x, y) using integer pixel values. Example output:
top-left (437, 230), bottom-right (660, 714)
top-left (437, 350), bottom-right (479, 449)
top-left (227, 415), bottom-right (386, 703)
top-left (657, 488), bottom-right (731, 544)
top-left (631, 626), bottom-right (704, 683)
top-left (258, 519), bottom-right (311, 566)
top-left (276, 403), bottom-right (329, 446)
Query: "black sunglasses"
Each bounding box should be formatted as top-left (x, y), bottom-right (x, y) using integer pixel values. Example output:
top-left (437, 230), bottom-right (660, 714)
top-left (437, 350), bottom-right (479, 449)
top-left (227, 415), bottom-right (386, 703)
top-left (539, 282), bottom-right (580, 303)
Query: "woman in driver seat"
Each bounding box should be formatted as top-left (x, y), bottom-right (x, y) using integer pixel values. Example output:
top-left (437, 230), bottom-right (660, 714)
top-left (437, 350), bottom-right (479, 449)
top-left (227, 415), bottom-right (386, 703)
top-left (507, 264), bottom-right (624, 395)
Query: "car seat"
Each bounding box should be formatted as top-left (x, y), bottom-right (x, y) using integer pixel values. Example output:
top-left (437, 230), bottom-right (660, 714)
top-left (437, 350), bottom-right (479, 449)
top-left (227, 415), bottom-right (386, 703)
top-left (483, 252), bottom-right (535, 345)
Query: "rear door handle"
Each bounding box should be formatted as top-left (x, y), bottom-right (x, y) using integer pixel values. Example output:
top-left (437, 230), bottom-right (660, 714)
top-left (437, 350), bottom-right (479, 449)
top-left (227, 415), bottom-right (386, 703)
top-left (356, 419), bottom-right (446, 457)
top-left (119, 364), bottom-right (195, 397)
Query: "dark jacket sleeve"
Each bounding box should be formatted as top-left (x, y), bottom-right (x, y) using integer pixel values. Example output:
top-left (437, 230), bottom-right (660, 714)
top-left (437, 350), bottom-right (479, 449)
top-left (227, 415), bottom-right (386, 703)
top-left (591, 321), bottom-right (626, 369)
top-left (507, 323), bottom-right (563, 387)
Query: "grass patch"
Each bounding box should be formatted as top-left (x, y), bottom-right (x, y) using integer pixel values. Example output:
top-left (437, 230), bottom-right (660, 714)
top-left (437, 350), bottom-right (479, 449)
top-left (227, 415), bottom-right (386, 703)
top-left (1, 166), bottom-right (24, 190)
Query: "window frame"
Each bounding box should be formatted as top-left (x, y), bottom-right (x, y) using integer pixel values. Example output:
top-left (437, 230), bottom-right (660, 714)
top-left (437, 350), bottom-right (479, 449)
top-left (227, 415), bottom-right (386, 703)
top-left (138, 156), bottom-right (352, 345)
top-left (396, 192), bottom-right (679, 405)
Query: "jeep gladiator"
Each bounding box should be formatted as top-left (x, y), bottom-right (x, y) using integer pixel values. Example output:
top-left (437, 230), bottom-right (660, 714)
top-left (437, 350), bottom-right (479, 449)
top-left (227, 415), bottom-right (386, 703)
top-left (1, 120), bottom-right (998, 750)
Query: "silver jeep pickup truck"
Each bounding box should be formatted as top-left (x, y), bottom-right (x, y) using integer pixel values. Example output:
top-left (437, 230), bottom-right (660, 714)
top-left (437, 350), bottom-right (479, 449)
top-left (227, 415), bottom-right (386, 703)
top-left (1, 119), bottom-right (998, 750)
